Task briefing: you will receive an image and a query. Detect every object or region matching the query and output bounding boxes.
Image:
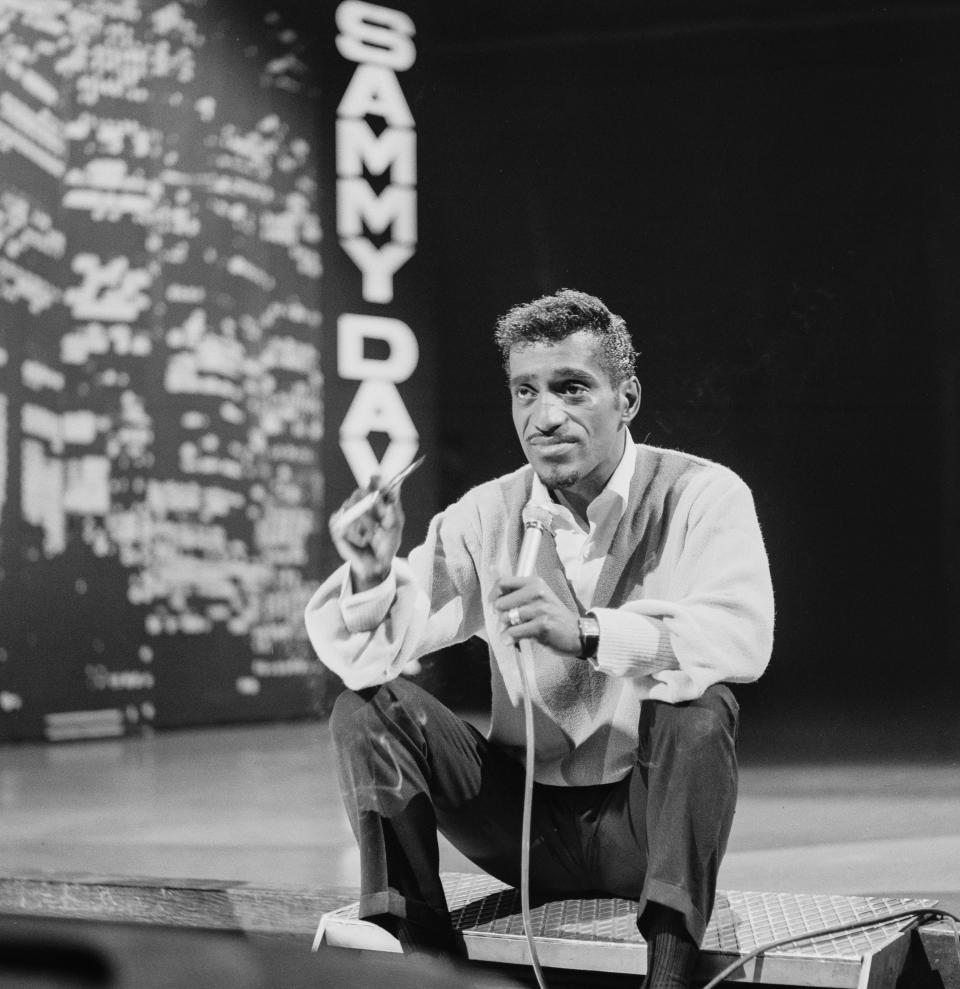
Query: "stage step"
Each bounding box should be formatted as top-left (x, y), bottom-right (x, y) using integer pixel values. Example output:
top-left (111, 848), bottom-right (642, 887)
top-left (318, 872), bottom-right (944, 988)
top-left (0, 871), bottom-right (953, 986)
top-left (0, 871), bottom-right (355, 938)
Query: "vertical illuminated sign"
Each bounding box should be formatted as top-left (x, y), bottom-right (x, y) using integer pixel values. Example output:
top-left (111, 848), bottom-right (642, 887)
top-left (334, 1), bottom-right (420, 485)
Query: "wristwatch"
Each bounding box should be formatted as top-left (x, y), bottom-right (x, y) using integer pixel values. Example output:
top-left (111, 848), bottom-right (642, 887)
top-left (577, 613), bottom-right (600, 662)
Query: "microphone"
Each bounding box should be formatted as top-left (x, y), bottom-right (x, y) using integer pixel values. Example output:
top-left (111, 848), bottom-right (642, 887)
top-left (516, 504), bottom-right (554, 578)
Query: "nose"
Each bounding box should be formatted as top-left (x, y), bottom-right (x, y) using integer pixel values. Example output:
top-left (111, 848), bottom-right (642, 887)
top-left (531, 392), bottom-right (566, 433)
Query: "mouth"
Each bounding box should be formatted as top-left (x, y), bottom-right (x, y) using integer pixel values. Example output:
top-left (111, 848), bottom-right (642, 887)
top-left (527, 437), bottom-right (576, 455)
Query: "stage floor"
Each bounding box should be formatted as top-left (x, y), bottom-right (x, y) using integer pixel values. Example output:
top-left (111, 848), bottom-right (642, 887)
top-left (2, 708), bottom-right (959, 918)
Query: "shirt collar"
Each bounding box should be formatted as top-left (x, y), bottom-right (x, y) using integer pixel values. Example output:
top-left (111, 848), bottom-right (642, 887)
top-left (529, 437), bottom-right (636, 528)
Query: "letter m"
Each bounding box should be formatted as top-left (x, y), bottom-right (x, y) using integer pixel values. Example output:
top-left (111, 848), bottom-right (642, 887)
top-left (337, 119), bottom-right (416, 185)
top-left (337, 178), bottom-right (416, 246)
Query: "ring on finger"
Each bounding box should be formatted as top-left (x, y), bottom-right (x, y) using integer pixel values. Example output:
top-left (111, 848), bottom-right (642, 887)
top-left (507, 607), bottom-right (522, 627)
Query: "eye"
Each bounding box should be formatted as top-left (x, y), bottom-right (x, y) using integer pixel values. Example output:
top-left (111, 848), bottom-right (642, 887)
top-left (513, 384), bottom-right (535, 402)
top-left (559, 380), bottom-right (589, 397)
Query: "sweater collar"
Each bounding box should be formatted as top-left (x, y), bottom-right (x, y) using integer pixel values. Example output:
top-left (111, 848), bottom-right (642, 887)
top-left (591, 445), bottom-right (660, 609)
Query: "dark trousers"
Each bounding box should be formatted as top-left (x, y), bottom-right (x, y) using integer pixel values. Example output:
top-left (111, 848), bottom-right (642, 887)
top-left (330, 677), bottom-right (739, 945)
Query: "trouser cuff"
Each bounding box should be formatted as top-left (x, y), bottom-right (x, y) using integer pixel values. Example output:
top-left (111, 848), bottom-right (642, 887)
top-left (358, 889), bottom-right (453, 936)
top-left (637, 878), bottom-right (708, 945)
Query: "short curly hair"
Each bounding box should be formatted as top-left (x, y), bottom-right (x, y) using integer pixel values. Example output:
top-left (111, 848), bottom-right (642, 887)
top-left (494, 289), bottom-right (637, 384)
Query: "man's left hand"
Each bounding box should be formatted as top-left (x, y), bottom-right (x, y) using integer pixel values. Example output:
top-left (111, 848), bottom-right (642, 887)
top-left (493, 576), bottom-right (581, 656)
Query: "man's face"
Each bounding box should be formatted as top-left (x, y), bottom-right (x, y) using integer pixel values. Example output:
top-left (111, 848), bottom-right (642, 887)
top-left (508, 331), bottom-right (640, 499)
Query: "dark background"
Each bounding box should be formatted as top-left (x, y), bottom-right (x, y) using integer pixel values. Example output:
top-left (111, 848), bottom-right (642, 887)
top-left (401, 1), bottom-right (960, 730)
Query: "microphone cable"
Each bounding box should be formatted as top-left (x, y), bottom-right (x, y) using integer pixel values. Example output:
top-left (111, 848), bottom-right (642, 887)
top-left (514, 637), bottom-right (550, 989)
top-left (699, 906), bottom-right (960, 989)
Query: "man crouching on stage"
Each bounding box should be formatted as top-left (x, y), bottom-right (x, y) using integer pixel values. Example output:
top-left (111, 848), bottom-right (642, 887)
top-left (305, 289), bottom-right (774, 989)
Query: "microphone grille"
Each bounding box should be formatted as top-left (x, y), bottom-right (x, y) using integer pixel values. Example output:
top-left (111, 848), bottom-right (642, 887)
top-left (521, 503), bottom-right (554, 534)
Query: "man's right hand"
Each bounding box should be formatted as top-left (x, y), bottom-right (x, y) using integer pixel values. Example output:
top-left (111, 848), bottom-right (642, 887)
top-left (329, 478), bottom-right (405, 592)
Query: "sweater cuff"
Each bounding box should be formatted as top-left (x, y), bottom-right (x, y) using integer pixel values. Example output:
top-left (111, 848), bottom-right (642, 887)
top-left (590, 607), bottom-right (678, 678)
top-left (339, 564), bottom-right (398, 633)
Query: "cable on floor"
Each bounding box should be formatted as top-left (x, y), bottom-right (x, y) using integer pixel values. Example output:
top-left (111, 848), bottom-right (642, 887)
top-left (699, 907), bottom-right (960, 989)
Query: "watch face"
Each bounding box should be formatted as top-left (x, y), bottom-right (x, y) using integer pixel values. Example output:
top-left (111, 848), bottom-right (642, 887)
top-left (578, 617), bottom-right (599, 660)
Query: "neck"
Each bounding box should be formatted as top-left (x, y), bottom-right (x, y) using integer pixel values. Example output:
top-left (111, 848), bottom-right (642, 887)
top-left (550, 433), bottom-right (627, 523)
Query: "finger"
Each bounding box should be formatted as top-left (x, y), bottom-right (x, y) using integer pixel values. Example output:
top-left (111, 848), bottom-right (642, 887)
top-left (495, 576), bottom-right (550, 609)
top-left (347, 523), bottom-right (373, 548)
top-left (373, 493), bottom-right (402, 525)
top-left (377, 492), bottom-right (405, 532)
top-left (493, 588), bottom-right (534, 616)
top-left (493, 575), bottom-right (536, 603)
top-left (331, 490), bottom-right (374, 541)
top-left (380, 481), bottom-right (400, 506)
top-left (342, 483), bottom-right (373, 508)
top-left (329, 508), bottom-right (354, 542)
top-left (495, 575), bottom-right (526, 593)
top-left (329, 521), bottom-right (368, 563)
top-left (501, 617), bottom-right (540, 647)
top-left (332, 484), bottom-right (389, 537)
top-left (338, 529), bottom-right (371, 555)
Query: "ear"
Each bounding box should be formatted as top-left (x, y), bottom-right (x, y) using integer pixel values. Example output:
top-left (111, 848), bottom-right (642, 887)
top-left (618, 375), bottom-right (641, 425)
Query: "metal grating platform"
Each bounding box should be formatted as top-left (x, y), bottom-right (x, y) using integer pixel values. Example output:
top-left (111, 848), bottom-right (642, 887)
top-left (318, 872), bottom-right (936, 988)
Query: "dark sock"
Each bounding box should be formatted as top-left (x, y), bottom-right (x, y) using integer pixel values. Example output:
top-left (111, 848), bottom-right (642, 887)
top-left (385, 916), bottom-right (460, 961)
top-left (642, 907), bottom-right (699, 989)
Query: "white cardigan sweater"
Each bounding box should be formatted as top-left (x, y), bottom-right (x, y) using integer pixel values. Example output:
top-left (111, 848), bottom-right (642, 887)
top-left (305, 444), bottom-right (774, 786)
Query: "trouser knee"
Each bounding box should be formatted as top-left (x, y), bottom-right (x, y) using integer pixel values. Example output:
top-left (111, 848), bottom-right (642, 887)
top-left (329, 680), bottom-right (416, 750)
top-left (329, 679), bottom-right (438, 775)
top-left (694, 683), bottom-right (740, 741)
top-left (644, 684), bottom-right (738, 747)
top-left (329, 686), bottom-right (374, 753)
top-left (329, 682), bottom-right (430, 822)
